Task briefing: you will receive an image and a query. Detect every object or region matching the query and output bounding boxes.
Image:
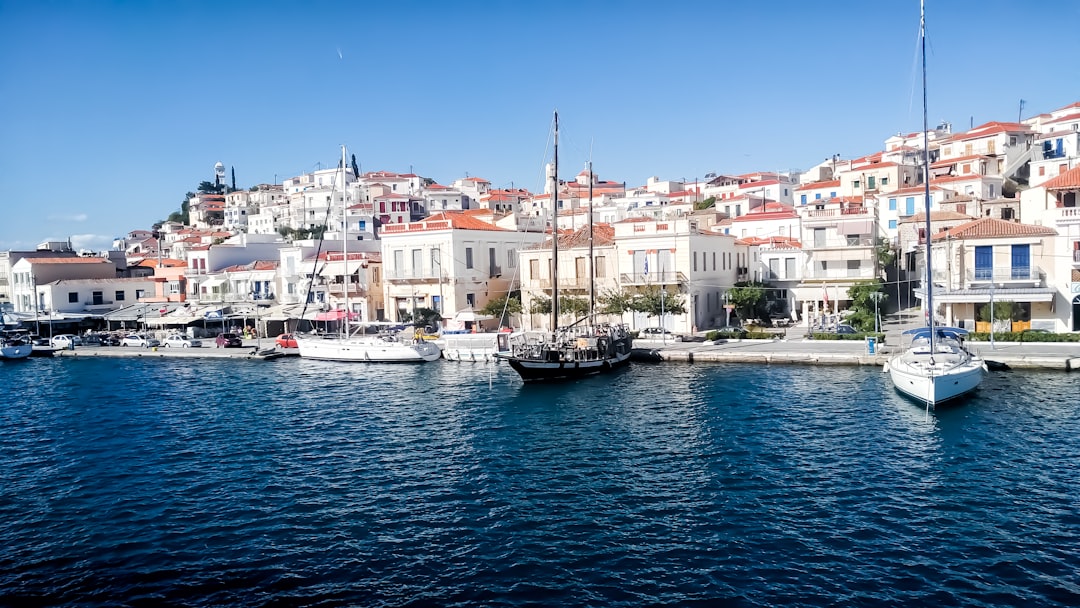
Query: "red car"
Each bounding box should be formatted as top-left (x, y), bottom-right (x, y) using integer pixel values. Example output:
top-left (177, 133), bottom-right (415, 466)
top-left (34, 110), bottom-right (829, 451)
top-left (275, 333), bottom-right (298, 349)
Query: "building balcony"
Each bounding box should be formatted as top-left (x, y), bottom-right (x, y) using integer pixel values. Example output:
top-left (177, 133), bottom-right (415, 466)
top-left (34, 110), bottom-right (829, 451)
top-left (327, 282), bottom-right (368, 296)
top-left (807, 236), bottom-right (875, 250)
top-left (967, 266), bottom-right (1045, 286)
top-left (803, 268), bottom-right (877, 281)
top-left (618, 271), bottom-right (688, 286)
top-left (803, 206), bottom-right (875, 220)
top-left (1053, 207), bottom-right (1080, 226)
top-left (385, 267), bottom-right (444, 283)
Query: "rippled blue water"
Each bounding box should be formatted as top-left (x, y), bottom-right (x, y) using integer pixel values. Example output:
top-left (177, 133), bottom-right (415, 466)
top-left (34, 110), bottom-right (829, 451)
top-left (1, 356), bottom-right (1078, 606)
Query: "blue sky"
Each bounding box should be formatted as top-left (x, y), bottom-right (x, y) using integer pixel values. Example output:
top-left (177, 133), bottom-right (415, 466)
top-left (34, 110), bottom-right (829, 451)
top-left (1, 0), bottom-right (1077, 252)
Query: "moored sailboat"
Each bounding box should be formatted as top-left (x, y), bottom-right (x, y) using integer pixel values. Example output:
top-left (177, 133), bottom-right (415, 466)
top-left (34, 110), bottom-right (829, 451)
top-left (499, 112), bottom-right (633, 381)
top-left (295, 146), bottom-right (441, 363)
top-left (885, 0), bottom-right (986, 405)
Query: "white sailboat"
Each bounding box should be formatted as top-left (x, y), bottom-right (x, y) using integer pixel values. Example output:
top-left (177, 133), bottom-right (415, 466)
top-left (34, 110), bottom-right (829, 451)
top-left (885, 0), bottom-right (986, 405)
top-left (1, 330), bottom-right (33, 360)
top-left (499, 112), bottom-right (633, 381)
top-left (296, 146), bottom-right (442, 363)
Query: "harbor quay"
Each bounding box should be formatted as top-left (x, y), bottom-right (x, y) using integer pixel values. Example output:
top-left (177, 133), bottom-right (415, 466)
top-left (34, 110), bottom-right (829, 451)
top-left (636, 336), bottom-right (1080, 371)
top-left (46, 336), bottom-right (1080, 370)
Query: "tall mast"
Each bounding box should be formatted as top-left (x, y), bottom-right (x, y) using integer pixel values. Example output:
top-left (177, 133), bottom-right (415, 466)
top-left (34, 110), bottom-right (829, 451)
top-left (341, 144), bottom-right (349, 337)
top-left (920, 0), bottom-right (935, 356)
top-left (588, 160), bottom-right (595, 322)
top-left (550, 111), bottom-right (559, 334)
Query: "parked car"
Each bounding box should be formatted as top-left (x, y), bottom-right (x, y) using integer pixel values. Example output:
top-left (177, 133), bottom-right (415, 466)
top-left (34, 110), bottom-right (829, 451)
top-left (99, 334), bottom-right (121, 346)
top-left (51, 334), bottom-right (82, 348)
top-left (120, 334), bottom-right (160, 348)
top-left (639, 327), bottom-right (682, 341)
top-left (835, 324), bottom-right (858, 335)
top-left (275, 333), bottom-right (298, 349)
top-left (163, 334), bottom-right (202, 348)
top-left (216, 332), bottom-right (243, 348)
top-left (30, 335), bottom-right (51, 347)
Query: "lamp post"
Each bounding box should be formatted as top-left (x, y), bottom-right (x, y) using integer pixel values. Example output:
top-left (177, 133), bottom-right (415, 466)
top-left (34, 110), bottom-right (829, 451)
top-left (869, 291), bottom-right (885, 334)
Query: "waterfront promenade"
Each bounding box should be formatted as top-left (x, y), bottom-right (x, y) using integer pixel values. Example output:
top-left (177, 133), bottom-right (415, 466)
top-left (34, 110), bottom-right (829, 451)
top-left (45, 335), bottom-right (1079, 370)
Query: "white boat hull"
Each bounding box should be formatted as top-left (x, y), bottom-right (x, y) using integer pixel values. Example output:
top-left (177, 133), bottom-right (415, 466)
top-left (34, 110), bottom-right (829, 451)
top-left (886, 354), bottom-right (987, 406)
top-left (296, 336), bottom-right (441, 363)
top-left (436, 333), bottom-right (508, 362)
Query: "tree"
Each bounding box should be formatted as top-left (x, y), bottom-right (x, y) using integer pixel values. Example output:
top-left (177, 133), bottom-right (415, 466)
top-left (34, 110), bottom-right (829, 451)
top-left (846, 280), bottom-right (888, 331)
top-left (231, 166), bottom-right (236, 191)
top-left (694, 196), bottom-right (716, 211)
top-left (875, 237), bottom-right (896, 271)
top-left (197, 181), bottom-right (221, 194)
top-left (527, 294), bottom-right (590, 319)
top-left (481, 293), bottom-right (522, 327)
top-left (597, 287), bottom-right (634, 315)
top-left (630, 285), bottom-right (686, 319)
top-left (351, 154), bottom-right (360, 179)
top-left (725, 284), bottom-right (763, 324)
top-left (978, 300), bottom-right (1015, 323)
top-left (401, 307), bottom-right (441, 329)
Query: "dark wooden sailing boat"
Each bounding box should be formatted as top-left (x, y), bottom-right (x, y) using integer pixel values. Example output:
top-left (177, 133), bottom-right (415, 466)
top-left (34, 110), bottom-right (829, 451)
top-left (500, 111), bottom-right (633, 381)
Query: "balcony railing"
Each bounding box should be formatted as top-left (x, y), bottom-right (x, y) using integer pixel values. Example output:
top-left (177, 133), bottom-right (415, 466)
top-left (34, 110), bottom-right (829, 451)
top-left (809, 237), bottom-right (875, 249)
top-left (804, 207), bottom-right (875, 219)
top-left (804, 268), bottom-right (877, 280)
top-left (328, 283), bottom-right (367, 295)
top-left (969, 266), bottom-right (1043, 283)
top-left (618, 271), bottom-right (688, 286)
top-left (385, 267), bottom-right (443, 281)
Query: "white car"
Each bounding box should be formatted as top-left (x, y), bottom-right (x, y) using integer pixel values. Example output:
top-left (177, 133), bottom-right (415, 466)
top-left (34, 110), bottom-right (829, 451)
top-left (163, 334), bottom-right (202, 348)
top-left (51, 334), bottom-right (82, 348)
top-left (120, 334), bottom-right (160, 348)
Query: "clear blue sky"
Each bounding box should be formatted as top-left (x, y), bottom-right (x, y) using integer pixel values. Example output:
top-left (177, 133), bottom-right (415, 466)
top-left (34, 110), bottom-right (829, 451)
top-left (1, 0), bottom-right (1077, 252)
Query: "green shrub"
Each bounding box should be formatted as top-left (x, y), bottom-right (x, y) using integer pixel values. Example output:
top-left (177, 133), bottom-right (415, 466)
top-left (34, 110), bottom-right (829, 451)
top-left (967, 331), bottom-right (1080, 342)
top-left (811, 332), bottom-right (886, 343)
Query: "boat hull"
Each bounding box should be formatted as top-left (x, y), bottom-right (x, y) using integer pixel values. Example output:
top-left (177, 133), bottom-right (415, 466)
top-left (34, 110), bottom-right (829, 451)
top-left (503, 349), bottom-right (631, 381)
top-left (296, 337), bottom-right (441, 363)
top-left (1, 343), bottom-right (33, 360)
top-left (886, 356), bottom-right (987, 406)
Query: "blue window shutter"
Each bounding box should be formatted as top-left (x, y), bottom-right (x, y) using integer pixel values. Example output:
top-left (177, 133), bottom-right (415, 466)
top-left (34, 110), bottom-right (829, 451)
top-left (889, 198), bottom-right (897, 210)
top-left (888, 220), bottom-right (897, 229)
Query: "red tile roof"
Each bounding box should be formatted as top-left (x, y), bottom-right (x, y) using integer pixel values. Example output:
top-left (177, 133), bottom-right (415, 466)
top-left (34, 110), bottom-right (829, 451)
top-left (386, 210), bottom-right (506, 233)
top-left (736, 236), bottom-right (802, 248)
top-left (948, 121), bottom-right (1031, 142)
top-left (931, 217), bottom-right (1056, 241)
top-left (1045, 111), bottom-right (1080, 125)
top-left (795, 179), bottom-right (841, 191)
top-left (931, 154), bottom-right (991, 167)
top-left (898, 210), bottom-right (974, 224)
top-left (1043, 165), bottom-right (1080, 190)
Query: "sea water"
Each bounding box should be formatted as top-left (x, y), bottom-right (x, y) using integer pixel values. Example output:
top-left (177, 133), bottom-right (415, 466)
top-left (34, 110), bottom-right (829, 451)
top-left (1, 357), bottom-right (1078, 606)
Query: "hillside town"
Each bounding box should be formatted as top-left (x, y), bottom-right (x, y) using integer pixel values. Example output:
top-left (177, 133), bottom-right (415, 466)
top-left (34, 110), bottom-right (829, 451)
top-left (2, 101), bottom-right (1079, 339)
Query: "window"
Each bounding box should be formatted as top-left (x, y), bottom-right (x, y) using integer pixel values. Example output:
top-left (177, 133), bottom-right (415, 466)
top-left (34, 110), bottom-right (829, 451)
top-left (466, 293), bottom-right (475, 307)
top-left (905, 197), bottom-right (916, 215)
top-left (92, 291), bottom-right (103, 305)
top-left (881, 177), bottom-right (889, 185)
top-left (465, 247), bottom-right (473, 269)
top-left (853, 180), bottom-right (861, 189)
top-left (814, 228), bottom-right (826, 248)
top-left (506, 248), bottom-right (517, 268)
top-left (411, 249), bottom-right (422, 275)
top-left (800, 194), bottom-right (807, 205)
top-left (735, 204), bottom-right (741, 216)
top-left (768, 258), bottom-right (779, 280)
top-left (846, 234), bottom-right (860, 246)
top-left (815, 193), bottom-right (821, 200)
top-left (393, 249), bottom-right (404, 275)
top-left (888, 198), bottom-right (897, 211)
top-left (847, 260), bottom-right (860, 276)
top-left (693, 252), bottom-right (698, 272)
top-left (529, 259), bottom-right (539, 280)
top-left (867, 176), bottom-right (876, 190)
top-left (68, 292), bottom-right (78, 303)
top-left (785, 257), bottom-right (795, 279)
top-left (595, 255), bottom-right (606, 278)
top-left (135, 289), bottom-right (146, 299)
top-left (830, 191), bottom-right (837, 198)
top-left (1039, 166), bottom-right (1046, 176)
top-left (888, 219), bottom-right (897, 229)
top-left (115, 291), bottom-right (125, 301)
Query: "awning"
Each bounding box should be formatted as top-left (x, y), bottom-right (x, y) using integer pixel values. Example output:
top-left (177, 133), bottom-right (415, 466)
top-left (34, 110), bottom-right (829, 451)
top-left (201, 277), bottom-right (225, 289)
top-left (914, 287), bottom-right (1056, 304)
top-left (314, 309), bottom-right (358, 321)
top-left (452, 307), bottom-right (493, 323)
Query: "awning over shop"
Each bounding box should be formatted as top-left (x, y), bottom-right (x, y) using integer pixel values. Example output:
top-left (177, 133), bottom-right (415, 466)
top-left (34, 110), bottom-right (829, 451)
top-left (914, 287), bottom-right (1056, 304)
top-left (315, 309), bottom-right (358, 321)
top-left (201, 277), bottom-right (226, 289)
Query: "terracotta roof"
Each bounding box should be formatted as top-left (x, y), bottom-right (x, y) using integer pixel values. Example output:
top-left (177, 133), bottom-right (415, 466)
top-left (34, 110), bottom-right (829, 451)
top-left (796, 179), bottom-right (841, 191)
top-left (1044, 111), bottom-right (1080, 125)
top-left (898, 210), bottom-right (974, 224)
top-left (27, 257), bottom-right (111, 265)
top-left (930, 217), bottom-right (1056, 241)
top-left (1043, 165), bottom-right (1080, 190)
top-left (736, 236), bottom-right (802, 248)
top-left (738, 179), bottom-right (779, 189)
top-left (931, 154), bottom-right (991, 167)
top-left (555, 223), bottom-right (615, 248)
top-left (133, 258), bottom-right (186, 268)
top-left (388, 210), bottom-right (505, 233)
top-left (948, 121), bottom-right (1031, 142)
top-left (220, 260), bottom-right (280, 273)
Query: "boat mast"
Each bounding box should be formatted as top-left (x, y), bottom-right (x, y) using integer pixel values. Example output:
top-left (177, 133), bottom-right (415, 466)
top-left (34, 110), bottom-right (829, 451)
top-left (341, 144), bottom-right (350, 338)
top-left (920, 0), bottom-right (935, 357)
top-left (588, 160), bottom-right (595, 323)
top-left (550, 111), bottom-right (559, 335)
